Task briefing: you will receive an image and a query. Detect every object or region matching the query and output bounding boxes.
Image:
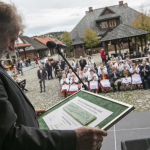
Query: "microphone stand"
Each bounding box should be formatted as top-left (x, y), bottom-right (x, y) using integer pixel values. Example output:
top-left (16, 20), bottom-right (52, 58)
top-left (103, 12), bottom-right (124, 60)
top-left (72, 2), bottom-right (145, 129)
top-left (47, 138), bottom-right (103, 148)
top-left (56, 45), bottom-right (89, 91)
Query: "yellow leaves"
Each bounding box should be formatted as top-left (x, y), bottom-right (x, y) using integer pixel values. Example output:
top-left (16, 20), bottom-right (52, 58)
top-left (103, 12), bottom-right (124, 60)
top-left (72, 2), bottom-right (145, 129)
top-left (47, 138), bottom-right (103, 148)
top-left (83, 27), bottom-right (99, 48)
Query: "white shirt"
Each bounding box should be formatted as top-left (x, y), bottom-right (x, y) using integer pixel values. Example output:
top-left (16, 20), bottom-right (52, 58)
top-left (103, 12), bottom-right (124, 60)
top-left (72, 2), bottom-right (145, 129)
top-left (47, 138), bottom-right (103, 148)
top-left (40, 70), bottom-right (42, 73)
top-left (98, 66), bottom-right (107, 76)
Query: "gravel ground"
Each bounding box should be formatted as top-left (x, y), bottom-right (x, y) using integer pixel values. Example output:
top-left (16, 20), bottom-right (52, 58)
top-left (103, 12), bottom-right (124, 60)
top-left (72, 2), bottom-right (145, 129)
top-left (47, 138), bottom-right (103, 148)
top-left (18, 54), bottom-right (150, 112)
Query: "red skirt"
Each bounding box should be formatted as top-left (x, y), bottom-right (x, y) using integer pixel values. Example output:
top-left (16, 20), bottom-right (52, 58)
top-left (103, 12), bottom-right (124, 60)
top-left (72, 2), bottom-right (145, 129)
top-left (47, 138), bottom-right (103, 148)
top-left (69, 91), bottom-right (77, 95)
top-left (100, 84), bottom-right (110, 90)
top-left (60, 89), bottom-right (68, 94)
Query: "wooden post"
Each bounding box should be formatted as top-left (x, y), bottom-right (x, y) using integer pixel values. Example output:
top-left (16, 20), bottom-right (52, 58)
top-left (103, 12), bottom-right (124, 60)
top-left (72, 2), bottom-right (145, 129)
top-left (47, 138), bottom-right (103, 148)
top-left (134, 37), bottom-right (137, 53)
top-left (114, 42), bottom-right (117, 53)
top-left (144, 35), bottom-right (147, 47)
top-left (128, 38), bottom-right (130, 53)
top-left (140, 36), bottom-right (143, 52)
top-left (23, 48), bottom-right (26, 58)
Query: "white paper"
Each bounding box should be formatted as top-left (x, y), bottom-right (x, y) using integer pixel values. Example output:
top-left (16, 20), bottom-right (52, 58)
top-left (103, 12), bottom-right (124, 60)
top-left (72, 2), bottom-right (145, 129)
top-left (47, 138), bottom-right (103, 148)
top-left (43, 96), bottom-right (113, 130)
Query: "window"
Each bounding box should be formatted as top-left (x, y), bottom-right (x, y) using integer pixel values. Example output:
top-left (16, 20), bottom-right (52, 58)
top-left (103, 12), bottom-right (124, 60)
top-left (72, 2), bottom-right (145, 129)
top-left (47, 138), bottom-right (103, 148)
top-left (109, 20), bottom-right (116, 27)
top-left (101, 21), bottom-right (108, 28)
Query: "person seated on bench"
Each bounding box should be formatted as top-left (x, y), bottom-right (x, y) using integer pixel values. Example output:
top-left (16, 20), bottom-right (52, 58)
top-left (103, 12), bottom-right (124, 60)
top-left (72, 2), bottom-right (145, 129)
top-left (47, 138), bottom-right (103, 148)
top-left (140, 60), bottom-right (150, 90)
top-left (109, 66), bottom-right (121, 92)
top-left (12, 65), bottom-right (18, 74)
top-left (116, 54), bottom-right (122, 61)
top-left (130, 63), bottom-right (142, 89)
top-left (132, 51), bottom-right (139, 63)
top-left (13, 75), bottom-right (21, 82)
top-left (139, 51), bottom-right (145, 62)
top-left (121, 53), bottom-right (126, 60)
top-left (121, 65), bottom-right (132, 90)
top-left (111, 55), bottom-right (116, 61)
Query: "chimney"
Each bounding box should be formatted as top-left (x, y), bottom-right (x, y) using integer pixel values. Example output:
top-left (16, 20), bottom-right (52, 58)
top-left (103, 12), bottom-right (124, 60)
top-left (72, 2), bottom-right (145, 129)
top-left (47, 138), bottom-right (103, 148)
top-left (89, 7), bottom-right (93, 12)
top-left (119, 1), bottom-right (123, 5)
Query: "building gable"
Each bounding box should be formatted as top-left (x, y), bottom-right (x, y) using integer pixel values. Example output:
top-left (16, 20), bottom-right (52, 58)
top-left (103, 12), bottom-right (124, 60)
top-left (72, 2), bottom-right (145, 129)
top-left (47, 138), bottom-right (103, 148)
top-left (99, 7), bottom-right (115, 16)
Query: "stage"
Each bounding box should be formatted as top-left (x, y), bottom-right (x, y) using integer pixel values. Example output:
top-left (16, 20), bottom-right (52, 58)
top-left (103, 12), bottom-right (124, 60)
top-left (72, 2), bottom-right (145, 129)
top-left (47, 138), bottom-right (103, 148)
top-left (102, 111), bottom-right (150, 150)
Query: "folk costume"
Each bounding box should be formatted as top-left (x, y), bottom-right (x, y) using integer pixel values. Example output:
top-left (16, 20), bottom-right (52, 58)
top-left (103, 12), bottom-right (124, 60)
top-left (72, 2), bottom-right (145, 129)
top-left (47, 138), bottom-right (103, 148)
top-left (69, 76), bottom-right (78, 94)
top-left (130, 67), bottom-right (142, 85)
top-left (88, 73), bottom-right (99, 92)
top-left (79, 73), bottom-right (88, 90)
top-left (60, 78), bottom-right (69, 98)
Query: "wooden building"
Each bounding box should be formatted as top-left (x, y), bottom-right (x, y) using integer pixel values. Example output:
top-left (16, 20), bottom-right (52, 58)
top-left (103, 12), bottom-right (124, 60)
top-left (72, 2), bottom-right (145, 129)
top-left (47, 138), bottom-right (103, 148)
top-left (71, 35), bottom-right (85, 58)
top-left (69, 1), bottom-right (150, 54)
top-left (34, 36), bottom-right (63, 55)
top-left (21, 36), bottom-right (48, 60)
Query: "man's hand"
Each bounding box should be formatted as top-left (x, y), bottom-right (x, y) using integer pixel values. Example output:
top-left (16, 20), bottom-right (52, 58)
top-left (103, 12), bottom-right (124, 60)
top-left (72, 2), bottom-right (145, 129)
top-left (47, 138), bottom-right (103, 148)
top-left (142, 69), bottom-right (144, 72)
top-left (75, 126), bottom-right (107, 150)
top-left (39, 79), bottom-right (41, 81)
top-left (35, 109), bottom-right (45, 116)
top-left (145, 69), bottom-right (148, 72)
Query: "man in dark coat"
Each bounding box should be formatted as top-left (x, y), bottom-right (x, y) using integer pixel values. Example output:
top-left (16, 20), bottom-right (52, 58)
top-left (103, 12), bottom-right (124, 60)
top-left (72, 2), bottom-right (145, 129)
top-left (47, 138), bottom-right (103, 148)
top-left (45, 60), bottom-right (52, 80)
top-left (61, 58), bottom-right (65, 70)
top-left (144, 45), bottom-right (149, 54)
top-left (140, 61), bottom-right (150, 90)
top-left (0, 1), bottom-right (107, 150)
top-left (37, 65), bottom-right (47, 92)
top-left (79, 56), bottom-right (87, 70)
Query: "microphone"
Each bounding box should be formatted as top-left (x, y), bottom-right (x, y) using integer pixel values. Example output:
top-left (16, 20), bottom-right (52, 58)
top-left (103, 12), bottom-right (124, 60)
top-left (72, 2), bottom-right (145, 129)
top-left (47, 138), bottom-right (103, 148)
top-left (46, 41), bottom-right (66, 49)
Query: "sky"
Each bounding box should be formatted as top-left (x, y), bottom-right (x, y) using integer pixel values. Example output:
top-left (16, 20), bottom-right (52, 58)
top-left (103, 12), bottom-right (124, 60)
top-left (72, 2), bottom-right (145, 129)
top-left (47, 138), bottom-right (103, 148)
top-left (3, 0), bottom-right (150, 37)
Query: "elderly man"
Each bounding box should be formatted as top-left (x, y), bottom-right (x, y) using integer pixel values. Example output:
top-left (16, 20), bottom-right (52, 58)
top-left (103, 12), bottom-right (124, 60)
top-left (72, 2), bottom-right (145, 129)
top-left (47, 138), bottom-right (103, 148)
top-left (0, 1), bottom-right (107, 150)
top-left (140, 61), bottom-right (150, 90)
top-left (109, 66), bottom-right (121, 91)
top-left (79, 56), bottom-right (87, 70)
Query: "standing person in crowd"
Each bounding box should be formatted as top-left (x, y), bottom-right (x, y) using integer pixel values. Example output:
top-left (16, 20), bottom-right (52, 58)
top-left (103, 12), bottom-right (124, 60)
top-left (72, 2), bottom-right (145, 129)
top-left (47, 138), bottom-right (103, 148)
top-left (88, 69), bottom-right (99, 94)
top-left (44, 57), bottom-right (48, 64)
top-left (37, 66), bottom-right (47, 93)
top-left (140, 61), bottom-right (150, 90)
top-left (27, 57), bottom-right (31, 66)
top-left (144, 45), bottom-right (149, 54)
top-left (16, 59), bottom-right (23, 75)
top-left (69, 73), bottom-right (78, 94)
top-left (72, 57), bottom-right (78, 68)
top-left (87, 56), bottom-right (94, 68)
top-left (129, 63), bottom-right (142, 89)
top-left (121, 53), bottom-right (126, 60)
top-left (121, 42), bottom-right (124, 50)
top-left (111, 55), bottom-right (116, 61)
top-left (25, 58), bottom-right (29, 67)
top-left (60, 74), bottom-right (69, 98)
top-left (105, 55), bottom-right (110, 64)
top-left (35, 56), bottom-right (39, 66)
top-left (0, 1), bottom-right (107, 150)
top-left (100, 48), bottom-right (105, 64)
top-left (45, 60), bottom-right (52, 80)
top-left (55, 62), bottom-right (62, 82)
top-left (121, 65), bottom-right (132, 90)
top-left (109, 66), bottom-right (121, 92)
top-left (79, 56), bottom-right (87, 70)
top-left (61, 58), bottom-right (65, 70)
top-left (116, 54), bottom-right (122, 61)
top-left (72, 66), bottom-right (77, 72)
top-left (53, 59), bottom-right (57, 78)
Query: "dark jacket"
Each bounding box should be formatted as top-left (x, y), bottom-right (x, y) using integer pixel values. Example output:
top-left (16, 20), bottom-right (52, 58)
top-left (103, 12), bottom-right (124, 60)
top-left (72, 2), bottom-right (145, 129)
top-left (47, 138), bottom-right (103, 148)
top-left (132, 54), bottom-right (139, 59)
top-left (45, 63), bottom-right (51, 71)
top-left (144, 47), bottom-right (149, 54)
top-left (139, 53), bottom-right (145, 58)
top-left (109, 69), bottom-right (120, 83)
top-left (37, 69), bottom-right (47, 79)
top-left (0, 67), bottom-right (76, 150)
top-left (61, 60), bottom-right (65, 70)
top-left (121, 55), bottom-right (126, 60)
top-left (53, 62), bottom-right (57, 69)
top-left (79, 59), bottom-right (87, 70)
top-left (140, 65), bottom-right (150, 77)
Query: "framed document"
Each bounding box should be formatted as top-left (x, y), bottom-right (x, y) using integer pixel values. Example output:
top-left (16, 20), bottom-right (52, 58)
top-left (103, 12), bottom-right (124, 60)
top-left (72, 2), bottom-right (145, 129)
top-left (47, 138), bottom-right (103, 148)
top-left (38, 90), bottom-right (134, 131)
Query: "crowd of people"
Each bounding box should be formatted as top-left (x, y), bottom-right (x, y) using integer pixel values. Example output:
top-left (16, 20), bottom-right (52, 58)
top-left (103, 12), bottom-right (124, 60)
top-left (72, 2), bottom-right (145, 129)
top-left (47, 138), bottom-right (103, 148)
top-left (37, 49), bottom-right (150, 98)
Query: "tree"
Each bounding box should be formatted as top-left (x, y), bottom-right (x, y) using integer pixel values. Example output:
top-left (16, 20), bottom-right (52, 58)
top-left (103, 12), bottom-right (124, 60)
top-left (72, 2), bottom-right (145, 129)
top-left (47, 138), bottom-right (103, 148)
top-left (61, 31), bottom-right (73, 52)
top-left (131, 5), bottom-right (150, 40)
top-left (83, 27), bottom-right (99, 49)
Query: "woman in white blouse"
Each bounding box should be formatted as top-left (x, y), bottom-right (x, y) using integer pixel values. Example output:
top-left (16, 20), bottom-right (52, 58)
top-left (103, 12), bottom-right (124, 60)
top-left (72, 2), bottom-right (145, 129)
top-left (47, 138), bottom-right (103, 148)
top-left (72, 58), bottom-right (78, 68)
top-left (69, 74), bottom-right (79, 94)
top-left (60, 74), bottom-right (69, 99)
top-left (88, 69), bottom-right (99, 94)
top-left (87, 56), bottom-right (94, 68)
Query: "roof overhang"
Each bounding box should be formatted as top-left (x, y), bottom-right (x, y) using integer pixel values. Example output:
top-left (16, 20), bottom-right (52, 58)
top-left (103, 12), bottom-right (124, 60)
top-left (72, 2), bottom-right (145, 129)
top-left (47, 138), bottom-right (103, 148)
top-left (96, 16), bottom-right (120, 23)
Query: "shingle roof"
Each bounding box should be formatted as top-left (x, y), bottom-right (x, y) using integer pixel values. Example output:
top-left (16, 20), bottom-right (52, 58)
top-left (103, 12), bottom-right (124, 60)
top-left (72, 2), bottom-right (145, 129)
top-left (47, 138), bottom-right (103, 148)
top-left (96, 13), bottom-right (120, 22)
top-left (15, 43), bottom-right (31, 48)
top-left (22, 36), bottom-right (48, 51)
top-left (34, 37), bottom-right (62, 45)
top-left (70, 3), bottom-right (139, 39)
top-left (100, 24), bottom-right (150, 42)
top-left (71, 35), bottom-right (85, 46)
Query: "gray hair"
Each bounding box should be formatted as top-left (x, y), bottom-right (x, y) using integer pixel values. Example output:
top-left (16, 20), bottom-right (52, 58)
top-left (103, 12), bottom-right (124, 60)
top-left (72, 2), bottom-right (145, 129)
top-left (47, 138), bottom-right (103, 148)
top-left (0, 1), bottom-right (26, 36)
